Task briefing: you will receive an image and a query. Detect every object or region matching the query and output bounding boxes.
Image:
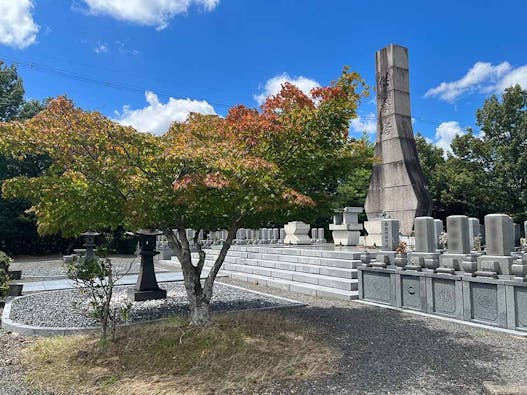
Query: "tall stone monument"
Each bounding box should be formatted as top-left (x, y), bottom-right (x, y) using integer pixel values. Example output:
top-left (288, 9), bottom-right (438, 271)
top-left (364, 44), bottom-right (431, 237)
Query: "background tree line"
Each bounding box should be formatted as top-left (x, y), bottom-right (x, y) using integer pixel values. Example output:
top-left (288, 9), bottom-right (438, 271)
top-left (416, 84), bottom-right (527, 224)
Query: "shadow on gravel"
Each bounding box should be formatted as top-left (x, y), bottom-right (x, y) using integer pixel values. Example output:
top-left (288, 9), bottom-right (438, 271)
top-left (281, 304), bottom-right (507, 394)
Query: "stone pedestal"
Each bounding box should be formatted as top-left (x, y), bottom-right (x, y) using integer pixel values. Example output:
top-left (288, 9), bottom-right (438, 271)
top-left (330, 207), bottom-right (363, 246)
top-left (284, 221), bottom-right (311, 245)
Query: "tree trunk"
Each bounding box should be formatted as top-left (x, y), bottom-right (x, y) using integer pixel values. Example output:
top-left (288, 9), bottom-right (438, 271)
top-left (189, 298), bottom-right (211, 326)
top-left (164, 222), bottom-right (241, 327)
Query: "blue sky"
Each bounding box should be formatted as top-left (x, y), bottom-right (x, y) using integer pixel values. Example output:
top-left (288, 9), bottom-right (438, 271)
top-left (1, 0), bottom-right (526, 151)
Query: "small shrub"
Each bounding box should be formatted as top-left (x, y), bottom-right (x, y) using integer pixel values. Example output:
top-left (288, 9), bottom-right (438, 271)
top-left (0, 250), bottom-right (13, 297)
top-left (65, 252), bottom-right (133, 346)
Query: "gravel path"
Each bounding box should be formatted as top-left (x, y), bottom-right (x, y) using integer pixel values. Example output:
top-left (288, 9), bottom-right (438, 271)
top-left (7, 282), bottom-right (300, 329)
top-left (3, 277), bottom-right (527, 394)
top-left (219, 278), bottom-right (527, 395)
top-left (10, 255), bottom-right (170, 279)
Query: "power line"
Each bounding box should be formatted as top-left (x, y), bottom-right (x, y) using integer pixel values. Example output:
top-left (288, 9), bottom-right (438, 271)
top-left (0, 55), bottom-right (233, 109)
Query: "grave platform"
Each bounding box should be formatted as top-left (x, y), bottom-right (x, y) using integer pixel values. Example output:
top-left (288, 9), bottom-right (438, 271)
top-left (161, 244), bottom-right (378, 300)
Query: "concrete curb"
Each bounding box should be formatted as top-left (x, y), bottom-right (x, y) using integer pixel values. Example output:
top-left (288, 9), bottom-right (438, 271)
top-left (2, 283), bottom-right (305, 337)
top-left (356, 300), bottom-right (527, 337)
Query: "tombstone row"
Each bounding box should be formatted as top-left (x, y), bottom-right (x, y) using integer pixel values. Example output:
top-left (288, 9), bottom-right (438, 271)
top-left (370, 214), bottom-right (527, 280)
top-left (157, 224), bottom-right (327, 250)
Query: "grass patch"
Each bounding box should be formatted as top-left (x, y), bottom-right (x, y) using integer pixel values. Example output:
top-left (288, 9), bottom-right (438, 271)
top-left (23, 311), bottom-right (337, 394)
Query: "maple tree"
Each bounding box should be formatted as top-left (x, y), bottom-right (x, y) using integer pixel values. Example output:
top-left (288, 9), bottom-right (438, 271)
top-left (0, 68), bottom-right (370, 325)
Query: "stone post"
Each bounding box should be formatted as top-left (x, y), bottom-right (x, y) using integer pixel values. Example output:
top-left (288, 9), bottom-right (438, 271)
top-left (375, 218), bottom-right (400, 266)
top-left (476, 214), bottom-right (514, 276)
top-left (317, 228), bottom-right (326, 243)
top-left (129, 229), bottom-right (167, 301)
top-left (311, 228), bottom-right (318, 243)
top-left (271, 228), bottom-right (279, 244)
top-left (261, 228), bottom-right (270, 244)
top-left (279, 228), bottom-right (285, 243)
top-left (284, 221), bottom-right (311, 245)
top-left (438, 215), bottom-right (470, 274)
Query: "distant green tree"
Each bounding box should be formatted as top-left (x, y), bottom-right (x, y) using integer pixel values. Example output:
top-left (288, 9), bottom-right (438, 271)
top-left (336, 132), bottom-right (374, 208)
top-left (0, 61), bottom-right (24, 122)
top-left (0, 63), bottom-right (58, 254)
top-left (415, 85), bottom-right (527, 223)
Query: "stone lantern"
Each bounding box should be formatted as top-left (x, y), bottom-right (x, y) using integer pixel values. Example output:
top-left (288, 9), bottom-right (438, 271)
top-left (129, 229), bottom-right (167, 302)
top-left (80, 231), bottom-right (101, 261)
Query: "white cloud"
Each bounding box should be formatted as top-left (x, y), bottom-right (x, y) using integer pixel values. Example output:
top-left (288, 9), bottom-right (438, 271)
top-left (94, 43), bottom-right (108, 54)
top-left (82, 0), bottom-right (219, 30)
top-left (254, 73), bottom-right (320, 106)
top-left (495, 65), bottom-right (527, 93)
top-left (425, 61), bottom-right (527, 102)
top-left (114, 91), bottom-right (216, 135)
top-left (434, 121), bottom-right (465, 155)
top-left (349, 113), bottom-right (376, 135)
top-left (0, 0), bottom-right (39, 49)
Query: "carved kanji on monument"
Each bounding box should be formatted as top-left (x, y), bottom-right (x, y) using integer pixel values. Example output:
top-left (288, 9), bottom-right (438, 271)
top-left (364, 44), bottom-right (432, 237)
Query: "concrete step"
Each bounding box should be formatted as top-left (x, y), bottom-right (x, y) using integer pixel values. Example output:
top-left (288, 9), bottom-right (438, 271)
top-left (210, 245), bottom-right (365, 261)
top-left (203, 266), bottom-right (358, 300)
top-left (204, 249), bottom-right (361, 269)
top-left (207, 257), bottom-right (357, 279)
top-left (210, 261), bottom-right (357, 291)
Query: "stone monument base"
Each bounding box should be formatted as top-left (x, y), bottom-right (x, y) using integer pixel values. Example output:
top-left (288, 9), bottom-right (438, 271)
top-left (477, 255), bottom-right (514, 275)
top-left (375, 251), bottom-right (396, 265)
top-left (128, 288), bottom-right (167, 302)
top-left (439, 253), bottom-right (467, 271)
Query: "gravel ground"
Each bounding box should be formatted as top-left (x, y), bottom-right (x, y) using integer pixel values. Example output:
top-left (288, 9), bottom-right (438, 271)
top-left (2, 277), bottom-right (527, 394)
top-left (7, 282), bottom-right (300, 328)
top-left (10, 255), bottom-right (170, 279)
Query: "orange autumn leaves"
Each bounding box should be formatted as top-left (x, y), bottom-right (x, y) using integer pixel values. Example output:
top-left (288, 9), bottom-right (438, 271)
top-left (0, 67), bottom-right (367, 235)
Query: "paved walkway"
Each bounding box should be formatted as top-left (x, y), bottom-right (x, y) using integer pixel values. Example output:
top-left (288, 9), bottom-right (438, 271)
top-left (20, 271), bottom-right (203, 293)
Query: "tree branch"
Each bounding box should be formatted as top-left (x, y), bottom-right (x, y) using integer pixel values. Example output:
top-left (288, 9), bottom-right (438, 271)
top-left (203, 216), bottom-right (242, 301)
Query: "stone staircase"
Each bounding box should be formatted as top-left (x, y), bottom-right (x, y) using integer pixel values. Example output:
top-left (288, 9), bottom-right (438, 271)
top-left (196, 245), bottom-right (364, 300)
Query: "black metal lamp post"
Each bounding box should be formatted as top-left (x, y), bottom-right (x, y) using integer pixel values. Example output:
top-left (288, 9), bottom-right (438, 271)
top-left (80, 231), bottom-right (101, 261)
top-left (129, 229), bottom-right (167, 302)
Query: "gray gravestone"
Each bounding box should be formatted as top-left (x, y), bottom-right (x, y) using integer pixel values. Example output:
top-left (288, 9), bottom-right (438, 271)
top-left (476, 214), bottom-right (514, 275)
top-left (485, 214), bottom-right (514, 256)
top-left (446, 215), bottom-right (470, 254)
top-left (382, 218), bottom-right (400, 251)
top-left (414, 217), bottom-right (436, 253)
top-left (438, 215), bottom-right (470, 273)
top-left (434, 219), bottom-right (443, 250)
top-left (318, 228), bottom-right (325, 242)
top-left (468, 217), bottom-right (480, 250)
